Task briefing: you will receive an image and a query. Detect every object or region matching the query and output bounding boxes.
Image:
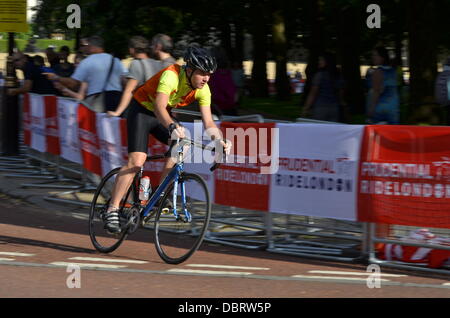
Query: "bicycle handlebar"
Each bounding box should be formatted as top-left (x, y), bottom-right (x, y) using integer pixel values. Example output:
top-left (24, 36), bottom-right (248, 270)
top-left (146, 138), bottom-right (226, 172)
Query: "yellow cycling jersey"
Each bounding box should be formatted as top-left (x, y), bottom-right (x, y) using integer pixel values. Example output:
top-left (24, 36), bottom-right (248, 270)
top-left (133, 64), bottom-right (211, 112)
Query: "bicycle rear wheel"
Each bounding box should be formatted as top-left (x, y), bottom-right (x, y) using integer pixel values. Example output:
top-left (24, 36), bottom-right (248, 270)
top-left (154, 173), bottom-right (211, 264)
top-left (89, 167), bottom-right (138, 253)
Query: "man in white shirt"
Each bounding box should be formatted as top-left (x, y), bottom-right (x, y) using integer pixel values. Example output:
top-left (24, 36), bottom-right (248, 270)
top-left (45, 35), bottom-right (127, 112)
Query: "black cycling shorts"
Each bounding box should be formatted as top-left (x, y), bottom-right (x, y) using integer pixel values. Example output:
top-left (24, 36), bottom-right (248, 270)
top-left (127, 98), bottom-right (172, 153)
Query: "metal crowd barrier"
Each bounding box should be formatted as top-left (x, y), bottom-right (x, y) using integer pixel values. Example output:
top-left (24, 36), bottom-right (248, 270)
top-left (1, 92), bottom-right (448, 275)
top-left (366, 223), bottom-right (450, 275)
top-left (41, 99), bottom-right (100, 207)
top-left (203, 113), bottom-right (273, 250)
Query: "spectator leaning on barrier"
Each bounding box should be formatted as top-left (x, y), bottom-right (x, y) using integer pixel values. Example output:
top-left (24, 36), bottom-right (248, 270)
top-left (45, 47), bottom-right (59, 69)
top-left (7, 51), bottom-right (58, 96)
top-left (43, 35), bottom-right (127, 113)
top-left (53, 45), bottom-right (75, 78)
top-left (53, 52), bottom-right (87, 101)
top-left (107, 36), bottom-right (167, 118)
top-left (150, 33), bottom-right (176, 67)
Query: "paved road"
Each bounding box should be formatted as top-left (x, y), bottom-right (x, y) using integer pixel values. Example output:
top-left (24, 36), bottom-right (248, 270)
top-left (0, 191), bottom-right (449, 299)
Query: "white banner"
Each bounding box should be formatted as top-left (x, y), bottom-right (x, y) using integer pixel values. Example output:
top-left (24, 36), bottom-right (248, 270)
top-left (29, 93), bottom-right (46, 152)
top-left (96, 113), bottom-right (125, 177)
top-left (182, 121), bottom-right (215, 201)
top-left (57, 98), bottom-right (82, 164)
top-left (269, 123), bottom-right (364, 221)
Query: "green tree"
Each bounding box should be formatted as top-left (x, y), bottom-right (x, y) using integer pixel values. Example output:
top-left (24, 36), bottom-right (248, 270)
top-left (249, 1), bottom-right (269, 97)
top-left (271, 1), bottom-right (291, 101)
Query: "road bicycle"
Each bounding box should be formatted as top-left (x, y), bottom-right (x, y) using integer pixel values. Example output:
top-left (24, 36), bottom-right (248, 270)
top-left (88, 138), bottom-right (223, 264)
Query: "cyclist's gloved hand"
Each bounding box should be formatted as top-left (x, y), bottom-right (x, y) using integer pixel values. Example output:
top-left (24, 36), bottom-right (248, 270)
top-left (222, 139), bottom-right (232, 156)
top-left (169, 123), bottom-right (186, 140)
top-left (214, 138), bottom-right (231, 156)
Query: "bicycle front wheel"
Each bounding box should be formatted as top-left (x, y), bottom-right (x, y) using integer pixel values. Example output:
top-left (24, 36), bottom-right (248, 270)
top-left (154, 173), bottom-right (211, 264)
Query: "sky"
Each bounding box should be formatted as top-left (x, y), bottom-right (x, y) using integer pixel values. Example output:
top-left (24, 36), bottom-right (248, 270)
top-left (27, 0), bottom-right (37, 22)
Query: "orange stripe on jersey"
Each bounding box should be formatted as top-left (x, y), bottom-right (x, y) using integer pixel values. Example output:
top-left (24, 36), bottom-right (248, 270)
top-left (133, 64), bottom-right (197, 110)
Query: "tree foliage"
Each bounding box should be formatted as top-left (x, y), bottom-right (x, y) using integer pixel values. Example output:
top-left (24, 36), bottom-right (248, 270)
top-left (31, 0), bottom-right (450, 120)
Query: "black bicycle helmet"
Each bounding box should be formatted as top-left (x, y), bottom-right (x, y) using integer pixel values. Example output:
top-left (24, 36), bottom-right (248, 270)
top-left (184, 46), bottom-right (217, 73)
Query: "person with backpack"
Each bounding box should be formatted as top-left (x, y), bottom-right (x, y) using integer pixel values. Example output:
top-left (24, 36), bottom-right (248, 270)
top-left (434, 57), bottom-right (450, 125)
top-left (44, 35), bottom-right (126, 113)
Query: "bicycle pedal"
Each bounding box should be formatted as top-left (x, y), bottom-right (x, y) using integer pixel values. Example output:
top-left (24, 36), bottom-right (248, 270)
top-left (161, 207), bottom-right (170, 214)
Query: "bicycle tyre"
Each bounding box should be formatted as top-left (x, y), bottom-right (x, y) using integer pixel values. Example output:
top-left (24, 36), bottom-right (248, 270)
top-left (89, 167), bottom-right (138, 253)
top-left (154, 173), bottom-right (211, 264)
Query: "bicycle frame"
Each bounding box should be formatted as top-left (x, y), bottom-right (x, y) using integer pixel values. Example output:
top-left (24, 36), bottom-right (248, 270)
top-left (139, 137), bottom-right (221, 221)
top-left (140, 140), bottom-right (189, 220)
top-left (140, 163), bottom-right (183, 218)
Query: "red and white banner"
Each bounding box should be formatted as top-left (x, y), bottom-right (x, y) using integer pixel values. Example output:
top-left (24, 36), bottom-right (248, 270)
top-left (57, 98), bottom-right (82, 164)
top-left (22, 93), bottom-right (31, 146)
top-left (119, 118), bottom-right (128, 163)
top-left (77, 104), bottom-right (102, 176)
top-left (270, 124), bottom-right (364, 221)
top-left (358, 125), bottom-right (450, 229)
top-left (29, 93), bottom-right (46, 152)
top-left (215, 122), bottom-right (277, 211)
top-left (182, 121), bottom-right (216, 200)
top-left (20, 94), bottom-right (450, 231)
top-left (44, 95), bottom-right (60, 155)
top-left (96, 113), bottom-right (125, 176)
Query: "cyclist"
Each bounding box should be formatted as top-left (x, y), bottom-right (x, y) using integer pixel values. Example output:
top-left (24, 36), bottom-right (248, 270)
top-left (104, 46), bottom-right (231, 234)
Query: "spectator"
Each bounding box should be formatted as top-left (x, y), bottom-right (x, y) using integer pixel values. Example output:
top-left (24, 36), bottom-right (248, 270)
top-left (150, 34), bottom-right (176, 67)
top-left (45, 47), bottom-right (59, 69)
top-left (44, 35), bottom-right (126, 112)
top-left (301, 53), bottom-right (345, 122)
top-left (209, 48), bottom-right (238, 116)
top-left (53, 52), bottom-right (87, 100)
top-left (231, 61), bottom-right (246, 106)
top-left (78, 38), bottom-right (90, 58)
top-left (53, 45), bottom-right (75, 77)
top-left (108, 36), bottom-right (167, 118)
top-left (7, 51), bottom-right (57, 96)
top-left (434, 57), bottom-right (450, 125)
top-left (366, 46), bottom-right (400, 124)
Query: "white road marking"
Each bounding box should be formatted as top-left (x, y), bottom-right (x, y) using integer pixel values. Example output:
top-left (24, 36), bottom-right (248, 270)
top-left (0, 258), bottom-right (15, 261)
top-left (0, 252), bottom-right (34, 257)
top-left (443, 283), bottom-right (450, 286)
top-left (186, 264), bottom-right (270, 271)
top-left (49, 262), bottom-right (127, 269)
top-left (308, 270), bottom-right (407, 277)
top-left (167, 269), bottom-right (253, 276)
top-left (292, 275), bottom-right (391, 282)
top-left (68, 257), bottom-right (148, 264)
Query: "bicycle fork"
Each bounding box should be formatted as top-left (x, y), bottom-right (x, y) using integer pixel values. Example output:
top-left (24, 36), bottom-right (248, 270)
top-left (172, 176), bottom-right (192, 223)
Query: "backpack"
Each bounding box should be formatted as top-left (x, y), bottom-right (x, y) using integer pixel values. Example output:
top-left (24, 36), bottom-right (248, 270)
top-left (434, 70), bottom-right (450, 106)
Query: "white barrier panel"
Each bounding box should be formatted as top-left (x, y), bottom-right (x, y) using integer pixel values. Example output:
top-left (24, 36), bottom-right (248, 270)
top-left (96, 113), bottom-right (125, 176)
top-left (269, 123), bottom-right (364, 221)
top-left (57, 98), bottom-right (82, 164)
top-left (182, 121), bottom-right (216, 201)
top-left (29, 93), bottom-right (46, 152)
